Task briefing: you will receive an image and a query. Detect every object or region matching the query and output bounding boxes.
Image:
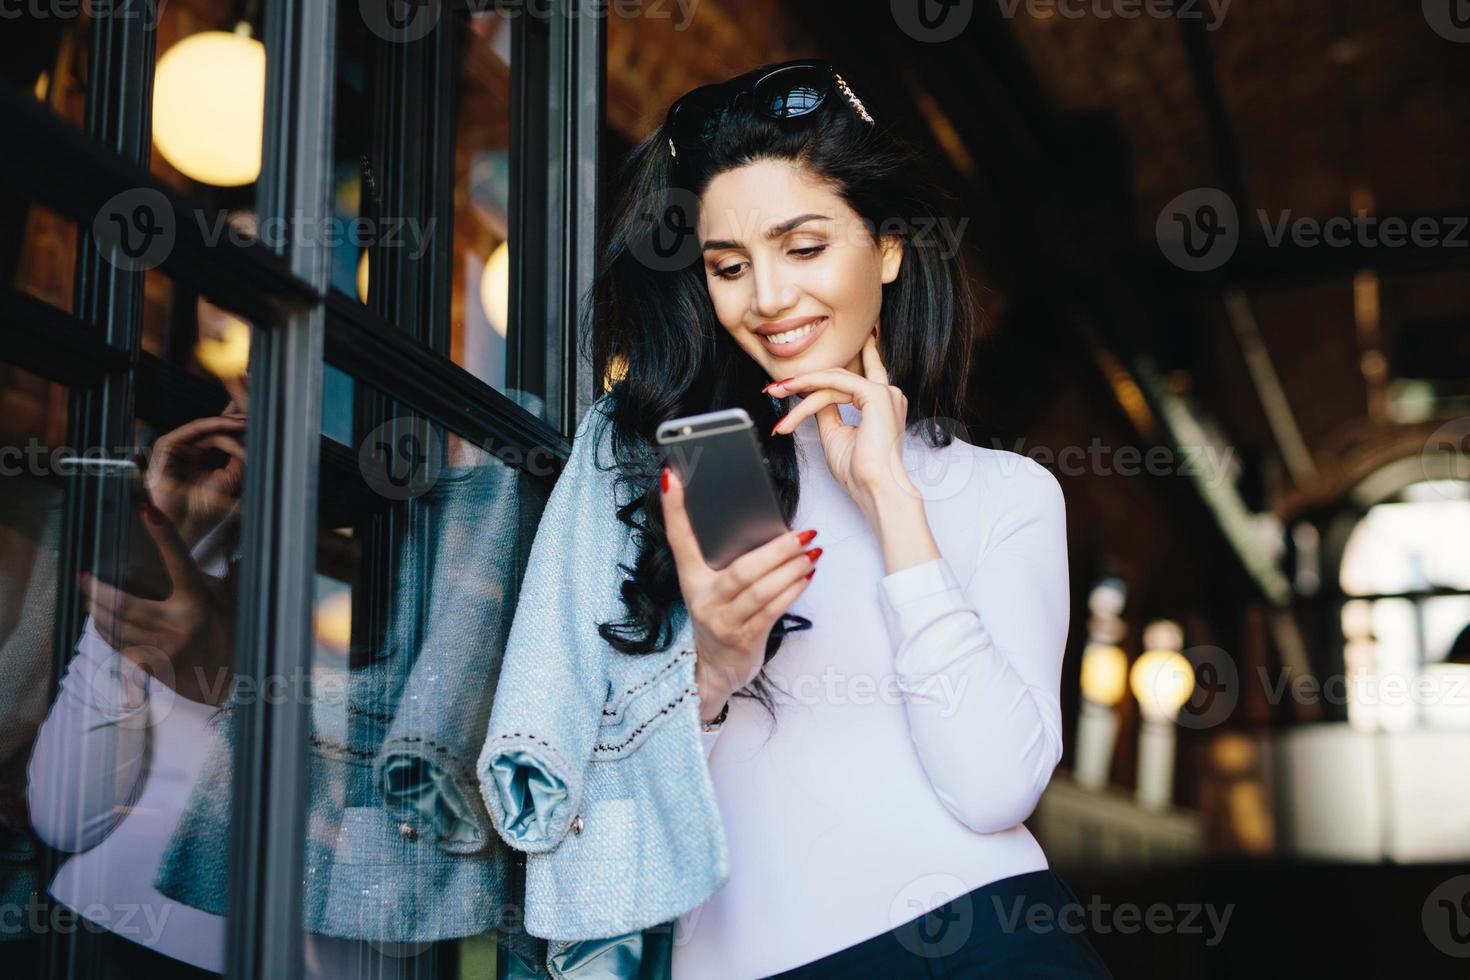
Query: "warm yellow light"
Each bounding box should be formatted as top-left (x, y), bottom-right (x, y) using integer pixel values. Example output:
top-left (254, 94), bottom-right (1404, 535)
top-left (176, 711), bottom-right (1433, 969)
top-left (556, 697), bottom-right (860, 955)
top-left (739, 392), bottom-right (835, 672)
top-left (1130, 649), bottom-right (1196, 722)
top-left (357, 250), bottom-right (370, 303)
top-left (602, 353), bottom-right (629, 393)
top-left (152, 27), bottom-right (265, 186)
top-left (479, 241), bottom-right (510, 338)
top-left (1080, 643), bottom-right (1129, 707)
top-left (195, 315), bottom-right (251, 379)
top-left (314, 590), bottom-right (353, 652)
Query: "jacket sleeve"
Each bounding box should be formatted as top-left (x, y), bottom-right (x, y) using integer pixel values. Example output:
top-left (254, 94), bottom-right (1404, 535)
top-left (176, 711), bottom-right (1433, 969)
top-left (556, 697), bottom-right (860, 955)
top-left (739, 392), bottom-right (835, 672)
top-left (477, 396), bottom-right (623, 854)
top-left (876, 456), bottom-right (1069, 834)
top-left (373, 459), bottom-right (522, 855)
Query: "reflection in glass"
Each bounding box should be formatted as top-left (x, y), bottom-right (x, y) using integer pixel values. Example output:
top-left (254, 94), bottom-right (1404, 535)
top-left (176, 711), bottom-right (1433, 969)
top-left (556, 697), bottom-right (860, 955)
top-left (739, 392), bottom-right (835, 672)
top-left (331, 9), bottom-right (519, 400)
top-left (14, 310), bottom-right (252, 976)
top-left (0, 365), bottom-right (68, 977)
top-left (144, 373), bottom-right (551, 976)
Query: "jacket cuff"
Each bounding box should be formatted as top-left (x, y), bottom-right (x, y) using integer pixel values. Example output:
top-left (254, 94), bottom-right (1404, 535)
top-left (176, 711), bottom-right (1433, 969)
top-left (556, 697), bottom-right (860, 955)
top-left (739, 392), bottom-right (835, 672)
top-left (478, 734), bottom-right (581, 854)
top-left (376, 738), bottom-right (495, 855)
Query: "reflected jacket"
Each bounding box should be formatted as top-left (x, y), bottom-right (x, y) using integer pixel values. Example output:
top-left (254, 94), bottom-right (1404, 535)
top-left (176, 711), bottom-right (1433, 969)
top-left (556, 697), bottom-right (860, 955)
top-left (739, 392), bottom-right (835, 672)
top-left (476, 392), bottom-right (727, 955)
top-left (152, 434), bottom-right (545, 973)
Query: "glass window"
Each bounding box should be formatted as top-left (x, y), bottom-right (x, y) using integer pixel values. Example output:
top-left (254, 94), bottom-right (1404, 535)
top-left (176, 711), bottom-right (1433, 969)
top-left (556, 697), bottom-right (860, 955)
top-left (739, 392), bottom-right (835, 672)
top-left (331, 7), bottom-right (521, 401)
top-left (2, 307), bottom-right (258, 975)
top-left (300, 371), bottom-right (551, 977)
top-left (1338, 479), bottom-right (1470, 731)
top-left (5, 206), bottom-right (78, 313)
top-left (4, 0), bottom-right (591, 974)
top-left (144, 3), bottom-right (269, 372)
top-left (0, 5), bottom-right (88, 126)
top-left (0, 363), bottom-right (68, 978)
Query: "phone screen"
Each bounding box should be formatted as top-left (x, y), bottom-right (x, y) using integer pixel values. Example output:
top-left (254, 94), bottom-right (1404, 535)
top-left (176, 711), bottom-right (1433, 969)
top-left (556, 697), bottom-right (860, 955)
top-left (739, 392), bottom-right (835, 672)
top-left (60, 457), bottom-right (173, 601)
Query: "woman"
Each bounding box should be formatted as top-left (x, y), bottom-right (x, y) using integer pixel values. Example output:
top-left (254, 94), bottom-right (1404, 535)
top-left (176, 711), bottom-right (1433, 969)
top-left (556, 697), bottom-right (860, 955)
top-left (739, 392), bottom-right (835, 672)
top-left (572, 59), bottom-right (1113, 978)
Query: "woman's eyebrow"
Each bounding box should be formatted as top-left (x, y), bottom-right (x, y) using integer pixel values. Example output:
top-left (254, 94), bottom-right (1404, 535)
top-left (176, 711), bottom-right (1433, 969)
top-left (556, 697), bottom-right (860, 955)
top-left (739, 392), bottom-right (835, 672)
top-left (701, 213), bottom-right (832, 251)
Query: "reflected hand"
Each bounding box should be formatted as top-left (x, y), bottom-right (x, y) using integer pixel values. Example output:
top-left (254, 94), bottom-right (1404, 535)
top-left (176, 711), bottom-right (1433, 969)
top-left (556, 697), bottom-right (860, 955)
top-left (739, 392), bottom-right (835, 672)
top-left (79, 501), bottom-right (237, 706)
top-left (144, 413), bottom-right (246, 548)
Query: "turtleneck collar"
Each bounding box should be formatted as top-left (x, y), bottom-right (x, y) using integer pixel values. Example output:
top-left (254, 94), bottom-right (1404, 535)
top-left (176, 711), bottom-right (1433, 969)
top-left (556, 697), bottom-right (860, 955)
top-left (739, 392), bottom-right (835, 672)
top-left (790, 400), bottom-right (863, 448)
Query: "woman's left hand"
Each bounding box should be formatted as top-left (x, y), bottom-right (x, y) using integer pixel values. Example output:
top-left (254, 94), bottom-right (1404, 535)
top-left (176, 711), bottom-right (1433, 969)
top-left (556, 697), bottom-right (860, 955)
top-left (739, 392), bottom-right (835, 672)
top-left (765, 331), bottom-right (917, 531)
top-left (79, 502), bottom-right (237, 706)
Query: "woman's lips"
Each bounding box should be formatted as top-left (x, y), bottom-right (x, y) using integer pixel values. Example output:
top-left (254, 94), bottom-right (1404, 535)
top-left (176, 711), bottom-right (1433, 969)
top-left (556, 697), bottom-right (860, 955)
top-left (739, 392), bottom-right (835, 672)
top-left (758, 317), bottom-right (828, 358)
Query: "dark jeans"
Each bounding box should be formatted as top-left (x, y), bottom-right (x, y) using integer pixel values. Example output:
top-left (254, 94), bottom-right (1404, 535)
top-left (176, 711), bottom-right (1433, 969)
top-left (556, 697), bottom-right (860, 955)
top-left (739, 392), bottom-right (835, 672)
top-left (767, 869), bottom-right (1113, 979)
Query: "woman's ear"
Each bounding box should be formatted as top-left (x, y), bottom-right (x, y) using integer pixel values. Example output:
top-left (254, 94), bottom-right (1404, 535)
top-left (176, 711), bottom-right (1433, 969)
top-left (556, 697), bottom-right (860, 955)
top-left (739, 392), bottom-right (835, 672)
top-left (878, 234), bottom-right (904, 284)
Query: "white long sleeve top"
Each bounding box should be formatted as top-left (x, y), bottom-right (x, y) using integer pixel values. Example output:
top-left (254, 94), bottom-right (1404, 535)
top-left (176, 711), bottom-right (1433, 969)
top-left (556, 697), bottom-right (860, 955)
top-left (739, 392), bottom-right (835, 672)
top-left (674, 402), bottom-right (1070, 979)
top-left (27, 518), bottom-right (237, 971)
top-left (25, 519), bottom-right (366, 977)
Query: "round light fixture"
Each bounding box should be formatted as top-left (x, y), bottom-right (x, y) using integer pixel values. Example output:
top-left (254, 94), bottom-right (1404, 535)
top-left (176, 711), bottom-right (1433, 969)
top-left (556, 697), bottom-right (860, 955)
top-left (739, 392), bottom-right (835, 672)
top-left (153, 26), bottom-right (265, 187)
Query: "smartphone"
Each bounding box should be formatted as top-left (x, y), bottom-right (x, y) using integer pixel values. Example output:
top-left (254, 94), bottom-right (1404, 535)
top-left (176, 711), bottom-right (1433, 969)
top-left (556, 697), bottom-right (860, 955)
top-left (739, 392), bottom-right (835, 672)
top-left (655, 408), bottom-right (789, 570)
top-left (59, 456), bottom-right (173, 601)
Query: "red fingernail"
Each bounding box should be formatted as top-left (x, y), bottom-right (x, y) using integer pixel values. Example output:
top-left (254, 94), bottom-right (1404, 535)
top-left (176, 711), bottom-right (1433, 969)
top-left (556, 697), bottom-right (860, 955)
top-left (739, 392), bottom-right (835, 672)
top-left (143, 501), bottom-right (162, 525)
top-left (796, 529), bottom-right (817, 545)
top-left (805, 547), bottom-right (823, 562)
top-left (771, 416), bottom-right (787, 436)
top-left (660, 467), bottom-right (669, 494)
top-left (805, 569), bottom-right (816, 580)
top-left (762, 377), bottom-right (796, 393)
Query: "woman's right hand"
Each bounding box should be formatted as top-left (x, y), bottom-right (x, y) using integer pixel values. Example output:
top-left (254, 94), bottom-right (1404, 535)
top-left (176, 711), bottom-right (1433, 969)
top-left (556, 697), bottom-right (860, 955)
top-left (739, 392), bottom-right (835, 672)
top-left (660, 465), bottom-right (821, 723)
top-left (144, 413), bottom-right (247, 548)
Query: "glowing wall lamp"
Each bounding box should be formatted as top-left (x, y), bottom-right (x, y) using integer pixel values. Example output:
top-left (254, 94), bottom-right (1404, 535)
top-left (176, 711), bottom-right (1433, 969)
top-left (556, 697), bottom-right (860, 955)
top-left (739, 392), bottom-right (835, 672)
top-left (1129, 620), bottom-right (1194, 811)
top-left (479, 240), bottom-right (510, 338)
top-left (194, 313), bottom-right (251, 380)
top-left (152, 25), bottom-right (265, 186)
top-left (1074, 578), bottom-right (1129, 790)
top-left (314, 589), bottom-right (353, 653)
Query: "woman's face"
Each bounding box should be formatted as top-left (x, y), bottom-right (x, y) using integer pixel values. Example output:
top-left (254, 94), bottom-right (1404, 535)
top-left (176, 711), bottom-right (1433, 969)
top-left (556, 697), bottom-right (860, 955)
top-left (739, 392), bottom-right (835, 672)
top-left (697, 159), bottom-right (903, 381)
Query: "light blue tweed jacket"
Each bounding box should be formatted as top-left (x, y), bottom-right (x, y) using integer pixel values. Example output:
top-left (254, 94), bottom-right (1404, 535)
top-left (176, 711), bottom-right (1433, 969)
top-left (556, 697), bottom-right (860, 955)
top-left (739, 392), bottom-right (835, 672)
top-left (476, 392), bottom-right (729, 954)
top-left (152, 423), bottom-right (546, 975)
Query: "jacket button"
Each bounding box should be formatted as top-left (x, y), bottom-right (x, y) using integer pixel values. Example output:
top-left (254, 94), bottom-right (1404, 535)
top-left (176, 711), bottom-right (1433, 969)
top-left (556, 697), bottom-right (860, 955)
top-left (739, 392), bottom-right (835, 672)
top-left (398, 822), bottom-right (419, 841)
top-left (570, 814), bottom-right (584, 836)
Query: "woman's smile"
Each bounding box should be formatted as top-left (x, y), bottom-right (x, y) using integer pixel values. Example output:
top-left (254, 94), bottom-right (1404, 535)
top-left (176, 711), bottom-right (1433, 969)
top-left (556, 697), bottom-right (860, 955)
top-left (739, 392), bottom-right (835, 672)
top-left (757, 315), bottom-right (828, 358)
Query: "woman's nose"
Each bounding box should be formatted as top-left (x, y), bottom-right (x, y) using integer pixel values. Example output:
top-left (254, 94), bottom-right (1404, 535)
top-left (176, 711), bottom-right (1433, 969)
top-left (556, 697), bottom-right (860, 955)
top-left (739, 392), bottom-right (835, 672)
top-left (749, 259), bottom-right (796, 318)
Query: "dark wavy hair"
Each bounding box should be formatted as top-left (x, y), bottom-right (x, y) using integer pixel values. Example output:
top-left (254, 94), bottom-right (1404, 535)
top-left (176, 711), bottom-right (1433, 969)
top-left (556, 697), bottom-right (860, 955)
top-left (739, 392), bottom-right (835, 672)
top-left (587, 62), bottom-right (978, 724)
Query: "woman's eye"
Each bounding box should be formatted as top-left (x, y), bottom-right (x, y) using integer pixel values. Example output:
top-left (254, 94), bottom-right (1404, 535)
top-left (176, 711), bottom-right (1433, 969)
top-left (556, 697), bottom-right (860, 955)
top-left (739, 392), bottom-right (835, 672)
top-left (712, 246), bottom-right (823, 281)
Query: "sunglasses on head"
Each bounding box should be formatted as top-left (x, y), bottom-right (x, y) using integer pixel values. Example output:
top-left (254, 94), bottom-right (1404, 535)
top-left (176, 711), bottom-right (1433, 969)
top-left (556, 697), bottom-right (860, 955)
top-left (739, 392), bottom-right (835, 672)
top-left (664, 60), bottom-right (875, 163)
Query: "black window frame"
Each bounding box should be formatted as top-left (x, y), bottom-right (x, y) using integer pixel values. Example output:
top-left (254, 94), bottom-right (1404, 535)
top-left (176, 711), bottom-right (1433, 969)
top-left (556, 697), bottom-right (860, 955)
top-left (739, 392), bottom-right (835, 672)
top-left (0, 1), bottom-right (604, 976)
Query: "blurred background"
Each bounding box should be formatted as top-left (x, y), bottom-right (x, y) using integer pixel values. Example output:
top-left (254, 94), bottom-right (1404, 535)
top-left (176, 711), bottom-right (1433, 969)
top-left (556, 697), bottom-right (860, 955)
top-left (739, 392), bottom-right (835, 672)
top-left (2, 1), bottom-right (1469, 978)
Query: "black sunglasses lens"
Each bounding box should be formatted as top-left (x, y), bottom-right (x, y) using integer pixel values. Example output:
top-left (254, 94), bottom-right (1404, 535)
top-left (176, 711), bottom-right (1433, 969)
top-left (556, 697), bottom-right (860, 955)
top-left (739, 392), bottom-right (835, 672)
top-left (670, 86), bottom-right (726, 146)
top-left (752, 65), bottom-right (832, 119)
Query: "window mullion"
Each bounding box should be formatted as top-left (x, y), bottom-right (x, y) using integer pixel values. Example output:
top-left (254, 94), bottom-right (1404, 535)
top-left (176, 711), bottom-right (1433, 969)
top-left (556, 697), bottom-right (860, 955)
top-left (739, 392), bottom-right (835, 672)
top-left (224, 3), bottom-right (335, 980)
